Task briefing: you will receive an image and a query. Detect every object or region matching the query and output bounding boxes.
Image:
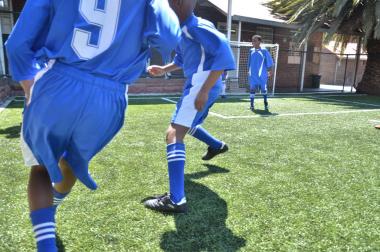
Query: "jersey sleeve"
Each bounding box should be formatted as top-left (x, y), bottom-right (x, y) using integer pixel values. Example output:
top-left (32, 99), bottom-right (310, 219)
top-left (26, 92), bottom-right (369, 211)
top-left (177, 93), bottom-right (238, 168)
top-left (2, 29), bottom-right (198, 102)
top-left (144, 0), bottom-right (181, 59)
top-left (5, 0), bottom-right (52, 81)
top-left (265, 49), bottom-right (274, 69)
top-left (173, 46), bottom-right (183, 68)
top-left (189, 24), bottom-right (236, 72)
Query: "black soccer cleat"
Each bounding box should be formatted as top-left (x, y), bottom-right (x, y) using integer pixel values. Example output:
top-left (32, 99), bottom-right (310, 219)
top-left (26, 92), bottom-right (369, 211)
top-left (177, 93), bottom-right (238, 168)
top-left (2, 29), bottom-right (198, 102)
top-left (202, 143), bottom-right (229, 161)
top-left (143, 193), bottom-right (187, 214)
top-left (250, 106), bottom-right (254, 111)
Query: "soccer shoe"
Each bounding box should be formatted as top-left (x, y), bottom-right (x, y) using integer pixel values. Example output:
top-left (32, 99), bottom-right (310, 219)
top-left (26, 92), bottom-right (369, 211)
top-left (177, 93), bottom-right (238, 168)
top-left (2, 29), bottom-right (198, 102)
top-left (143, 193), bottom-right (187, 213)
top-left (264, 105), bottom-right (269, 110)
top-left (250, 106), bottom-right (254, 111)
top-left (202, 143), bottom-right (229, 161)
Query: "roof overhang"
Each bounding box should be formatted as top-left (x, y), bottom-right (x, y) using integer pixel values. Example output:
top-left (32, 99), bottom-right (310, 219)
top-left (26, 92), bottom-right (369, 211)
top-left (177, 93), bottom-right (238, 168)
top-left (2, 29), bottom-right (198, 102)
top-left (232, 15), bottom-right (300, 29)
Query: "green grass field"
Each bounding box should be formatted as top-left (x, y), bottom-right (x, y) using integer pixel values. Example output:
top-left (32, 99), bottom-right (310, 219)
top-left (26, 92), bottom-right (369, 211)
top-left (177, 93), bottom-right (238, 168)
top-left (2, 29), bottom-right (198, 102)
top-left (0, 94), bottom-right (379, 251)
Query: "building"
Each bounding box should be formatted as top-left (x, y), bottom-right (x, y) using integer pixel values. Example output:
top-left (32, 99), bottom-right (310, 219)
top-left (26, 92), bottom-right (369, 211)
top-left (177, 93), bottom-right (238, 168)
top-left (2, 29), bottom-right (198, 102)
top-left (0, 0), bottom-right (324, 96)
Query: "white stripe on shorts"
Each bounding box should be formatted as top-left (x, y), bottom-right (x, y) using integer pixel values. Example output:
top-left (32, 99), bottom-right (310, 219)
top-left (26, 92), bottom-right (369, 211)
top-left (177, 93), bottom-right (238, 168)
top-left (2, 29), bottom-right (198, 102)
top-left (173, 70), bottom-right (210, 128)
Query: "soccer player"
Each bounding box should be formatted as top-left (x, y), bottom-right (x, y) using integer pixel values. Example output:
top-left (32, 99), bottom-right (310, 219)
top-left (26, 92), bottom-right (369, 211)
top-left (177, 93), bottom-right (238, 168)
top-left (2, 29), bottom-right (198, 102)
top-left (143, 0), bottom-right (235, 213)
top-left (248, 35), bottom-right (274, 111)
top-left (5, 1), bottom-right (180, 251)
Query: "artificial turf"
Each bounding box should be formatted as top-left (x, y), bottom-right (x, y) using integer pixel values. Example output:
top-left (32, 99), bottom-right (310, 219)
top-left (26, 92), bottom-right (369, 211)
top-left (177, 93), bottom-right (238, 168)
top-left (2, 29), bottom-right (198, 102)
top-left (0, 94), bottom-right (379, 251)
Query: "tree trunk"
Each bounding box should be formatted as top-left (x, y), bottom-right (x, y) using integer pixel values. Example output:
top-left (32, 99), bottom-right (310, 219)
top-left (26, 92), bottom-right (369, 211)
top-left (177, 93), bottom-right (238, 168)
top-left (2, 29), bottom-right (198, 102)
top-left (356, 39), bottom-right (380, 95)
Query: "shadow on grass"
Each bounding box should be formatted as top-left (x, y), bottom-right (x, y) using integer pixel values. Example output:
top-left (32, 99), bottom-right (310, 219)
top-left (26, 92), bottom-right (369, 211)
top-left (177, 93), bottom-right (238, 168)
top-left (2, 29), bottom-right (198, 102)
top-left (160, 164), bottom-right (246, 252)
top-left (57, 234), bottom-right (65, 252)
top-left (0, 124), bottom-right (21, 139)
top-left (252, 109), bottom-right (279, 117)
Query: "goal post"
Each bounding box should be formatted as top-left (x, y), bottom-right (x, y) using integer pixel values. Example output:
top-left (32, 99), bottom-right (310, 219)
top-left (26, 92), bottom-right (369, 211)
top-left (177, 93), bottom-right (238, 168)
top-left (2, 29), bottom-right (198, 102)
top-left (228, 41), bottom-right (279, 96)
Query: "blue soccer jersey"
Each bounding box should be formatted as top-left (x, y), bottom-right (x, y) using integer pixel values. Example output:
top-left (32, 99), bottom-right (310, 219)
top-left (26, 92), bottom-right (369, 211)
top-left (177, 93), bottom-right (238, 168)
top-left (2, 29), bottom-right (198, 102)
top-left (248, 47), bottom-right (274, 87)
top-left (6, 0), bottom-right (181, 84)
top-left (5, 0), bottom-right (181, 190)
top-left (173, 14), bottom-right (235, 79)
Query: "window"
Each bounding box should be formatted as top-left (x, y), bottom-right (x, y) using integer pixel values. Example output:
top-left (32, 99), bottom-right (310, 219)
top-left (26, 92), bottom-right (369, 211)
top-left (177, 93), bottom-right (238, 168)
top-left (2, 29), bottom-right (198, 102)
top-left (256, 26), bottom-right (273, 44)
top-left (217, 22), bottom-right (238, 41)
top-left (0, 13), bottom-right (12, 34)
top-left (0, 0), bottom-right (9, 9)
top-left (288, 42), bottom-right (301, 64)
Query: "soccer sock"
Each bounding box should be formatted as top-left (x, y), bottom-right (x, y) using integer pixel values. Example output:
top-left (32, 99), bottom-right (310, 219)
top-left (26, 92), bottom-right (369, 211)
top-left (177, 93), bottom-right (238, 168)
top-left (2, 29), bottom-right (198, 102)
top-left (188, 125), bottom-right (223, 150)
top-left (250, 92), bottom-right (255, 107)
top-left (52, 186), bottom-right (69, 207)
top-left (221, 82), bottom-right (226, 96)
top-left (167, 143), bottom-right (186, 205)
top-left (30, 206), bottom-right (57, 252)
top-left (263, 93), bottom-right (268, 106)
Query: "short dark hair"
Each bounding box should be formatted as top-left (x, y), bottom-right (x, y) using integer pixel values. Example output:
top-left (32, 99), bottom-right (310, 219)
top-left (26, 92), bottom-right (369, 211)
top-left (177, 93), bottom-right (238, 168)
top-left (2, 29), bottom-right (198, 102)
top-left (252, 35), bottom-right (262, 42)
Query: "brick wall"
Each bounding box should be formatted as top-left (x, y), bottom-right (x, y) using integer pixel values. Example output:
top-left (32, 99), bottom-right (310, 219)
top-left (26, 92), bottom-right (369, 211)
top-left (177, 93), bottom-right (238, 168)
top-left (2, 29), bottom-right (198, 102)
top-left (319, 48), bottom-right (366, 86)
top-left (129, 78), bottom-right (184, 94)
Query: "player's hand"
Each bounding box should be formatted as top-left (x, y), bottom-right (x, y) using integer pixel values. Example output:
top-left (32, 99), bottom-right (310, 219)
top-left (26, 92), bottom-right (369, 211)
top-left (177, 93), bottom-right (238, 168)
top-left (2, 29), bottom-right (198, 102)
top-left (147, 65), bottom-right (166, 77)
top-left (195, 91), bottom-right (208, 111)
top-left (20, 79), bottom-right (34, 105)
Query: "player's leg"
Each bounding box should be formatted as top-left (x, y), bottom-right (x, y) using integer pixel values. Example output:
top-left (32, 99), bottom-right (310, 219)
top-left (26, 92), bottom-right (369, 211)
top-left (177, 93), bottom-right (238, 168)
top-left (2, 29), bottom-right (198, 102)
top-left (188, 125), bottom-right (228, 160)
top-left (52, 158), bottom-right (77, 207)
top-left (262, 83), bottom-right (269, 110)
top-left (221, 80), bottom-right (227, 98)
top-left (144, 73), bottom-right (220, 213)
top-left (250, 86), bottom-right (256, 111)
top-left (28, 165), bottom-right (58, 252)
top-left (21, 71), bottom-right (67, 252)
top-left (144, 123), bottom-right (188, 213)
top-left (166, 123), bottom-right (188, 205)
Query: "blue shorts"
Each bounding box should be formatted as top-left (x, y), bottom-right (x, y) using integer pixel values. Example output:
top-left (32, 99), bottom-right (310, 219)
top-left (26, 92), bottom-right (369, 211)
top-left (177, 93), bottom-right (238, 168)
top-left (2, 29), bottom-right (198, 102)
top-left (22, 62), bottom-right (127, 190)
top-left (171, 70), bottom-right (221, 128)
top-left (249, 75), bottom-right (268, 93)
top-left (250, 83), bottom-right (267, 93)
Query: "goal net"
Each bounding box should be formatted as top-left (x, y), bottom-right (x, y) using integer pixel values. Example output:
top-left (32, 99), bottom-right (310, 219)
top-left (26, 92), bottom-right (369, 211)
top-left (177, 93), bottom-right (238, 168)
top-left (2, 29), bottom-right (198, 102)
top-left (227, 41), bottom-right (279, 96)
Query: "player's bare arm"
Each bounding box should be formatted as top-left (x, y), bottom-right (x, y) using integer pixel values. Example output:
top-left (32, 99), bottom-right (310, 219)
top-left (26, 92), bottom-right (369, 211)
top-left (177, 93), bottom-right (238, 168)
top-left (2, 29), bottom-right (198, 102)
top-left (195, 70), bottom-right (224, 111)
top-left (268, 67), bottom-right (273, 77)
top-left (20, 79), bottom-right (34, 103)
top-left (147, 63), bottom-right (181, 77)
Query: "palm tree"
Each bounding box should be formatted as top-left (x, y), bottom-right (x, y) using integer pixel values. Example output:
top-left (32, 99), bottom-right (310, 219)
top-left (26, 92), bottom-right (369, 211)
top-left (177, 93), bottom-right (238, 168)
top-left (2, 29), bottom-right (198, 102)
top-left (267, 0), bottom-right (380, 95)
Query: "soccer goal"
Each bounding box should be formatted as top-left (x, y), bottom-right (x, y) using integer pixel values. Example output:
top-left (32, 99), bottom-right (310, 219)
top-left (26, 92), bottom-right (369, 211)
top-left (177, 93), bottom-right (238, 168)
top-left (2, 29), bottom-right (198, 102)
top-left (228, 41), bottom-right (279, 96)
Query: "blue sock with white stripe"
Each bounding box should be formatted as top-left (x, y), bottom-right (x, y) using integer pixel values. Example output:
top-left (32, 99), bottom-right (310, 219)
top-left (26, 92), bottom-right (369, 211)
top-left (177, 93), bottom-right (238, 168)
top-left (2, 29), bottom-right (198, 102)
top-left (189, 126), bottom-right (223, 150)
top-left (250, 92), bottom-right (255, 108)
top-left (167, 143), bottom-right (186, 205)
top-left (53, 187), bottom-right (69, 207)
top-left (30, 206), bottom-right (57, 252)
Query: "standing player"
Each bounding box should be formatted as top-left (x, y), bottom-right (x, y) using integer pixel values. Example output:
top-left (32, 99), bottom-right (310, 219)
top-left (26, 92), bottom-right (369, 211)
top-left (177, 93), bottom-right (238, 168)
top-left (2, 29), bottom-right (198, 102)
top-left (248, 35), bottom-right (274, 111)
top-left (5, 0), bottom-right (180, 251)
top-left (144, 0), bottom-right (235, 213)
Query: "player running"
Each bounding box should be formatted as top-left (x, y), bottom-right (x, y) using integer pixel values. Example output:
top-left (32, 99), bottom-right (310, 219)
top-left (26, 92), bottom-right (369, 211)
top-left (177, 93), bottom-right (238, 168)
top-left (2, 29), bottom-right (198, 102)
top-left (6, 0), bottom-right (180, 251)
top-left (143, 0), bottom-right (235, 213)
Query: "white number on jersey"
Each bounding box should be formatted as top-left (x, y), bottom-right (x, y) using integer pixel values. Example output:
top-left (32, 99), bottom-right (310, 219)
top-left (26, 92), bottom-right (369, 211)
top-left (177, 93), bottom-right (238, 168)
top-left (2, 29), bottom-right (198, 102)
top-left (72, 0), bottom-right (121, 60)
